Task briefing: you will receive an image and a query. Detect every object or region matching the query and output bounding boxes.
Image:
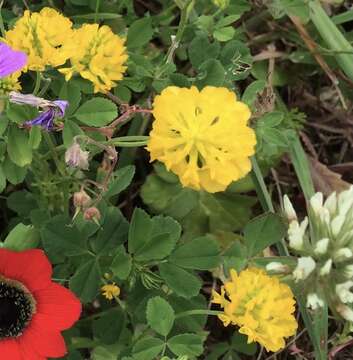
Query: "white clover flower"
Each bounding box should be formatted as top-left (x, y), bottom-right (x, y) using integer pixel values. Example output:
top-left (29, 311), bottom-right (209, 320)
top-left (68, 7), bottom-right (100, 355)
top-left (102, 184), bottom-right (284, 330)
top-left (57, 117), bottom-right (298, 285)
top-left (306, 293), bottom-right (324, 310)
top-left (283, 195), bottom-right (297, 222)
top-left (336, 304), bottom-right (353, 321)
top-left (310, 192), bottom-right (323, 215)
top-left (319, 259), bottom-right (332, 276)
top-left (293, 257), bottom-right (316, 282)
top-left (288, 217), bottom-right (308, 251)
top-left (266, 262), bottom-right (288, 273)
top-left (314, 238), bottom-right (329, 255)
top-left (334, 248), bottom-right (353, 262)
top-left (336, 281), bottom-right (353, 303)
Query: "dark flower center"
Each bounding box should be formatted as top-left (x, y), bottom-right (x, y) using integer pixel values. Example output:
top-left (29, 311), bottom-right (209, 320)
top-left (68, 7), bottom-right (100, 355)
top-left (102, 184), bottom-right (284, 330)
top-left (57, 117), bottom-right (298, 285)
top-left (0, 279), bottom-right (35, 339)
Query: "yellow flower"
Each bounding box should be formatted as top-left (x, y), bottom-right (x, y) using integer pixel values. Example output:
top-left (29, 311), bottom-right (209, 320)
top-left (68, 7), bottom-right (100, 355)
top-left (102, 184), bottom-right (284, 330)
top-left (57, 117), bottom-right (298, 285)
top-left (101, 283), bottom-right (120, 301)
top-left (212, 268), bottom-right (298, 352)
top-left (5, 7), bottom-right (73, 71)
top-left (147, 86), bottom-right (256, 193)
top-left (59, 24), bottom-right (128, 93)
top-left (0, 71), bottom-right (21, 95)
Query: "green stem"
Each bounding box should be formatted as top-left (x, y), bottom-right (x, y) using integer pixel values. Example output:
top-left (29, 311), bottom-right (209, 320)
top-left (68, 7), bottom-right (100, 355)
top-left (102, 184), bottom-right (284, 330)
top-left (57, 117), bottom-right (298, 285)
top-left (109, 140), bottom-right (148, 147)
top-left (43, 132), bottom-right (66, 176)
top-left (175, 309), bottom-right (223, 319)
top-left (250, 157), bottom-right (288, 256)
top-left (0, 1), bottom-right (5, 37)
top-left (94, 0), bottom-right (101, 23)
top-left (165, 0), bottom-right (195, 63)
top-left (32, 72), bottom-right (41, 96)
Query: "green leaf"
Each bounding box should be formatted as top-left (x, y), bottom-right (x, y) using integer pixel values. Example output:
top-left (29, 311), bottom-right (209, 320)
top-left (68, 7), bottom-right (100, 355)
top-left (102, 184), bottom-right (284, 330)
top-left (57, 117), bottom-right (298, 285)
top-left (93, 308), bottom-right (125, 345)
top-left (75, 98), bottom-right (118, 127)
top-left (0, 165), bottom-right (6, 193)
top-left (128, 208), bottom-right (153, 254)
top-left (70, 259), bottom-right (100, 303)
top-left (188, 34), bottom-right (220, 68)
top-left (134, 216), bottom-right (180, 262)
top-left (7, 125), bottom-right (32, 167)
top-left (196, 59), bottom-right (226, 87)
top-left (159, 263), bottom-right (201, 298)
top-left (29, 126), bottom-right (42, 149)
top-left (7, 190), bottom-right (37, 216)
top-left (127, 17), bottom-right (153, 48)
top-left (169, 236), bottom-right (220, 270)
top-left (244, 213), bottom-right (287, 257)
top-left (63, 120), bottom-right (85, 148)
top-left (146, 296), bottom-right (175, 336)
top-left (105, 165), bottom-right (135, 198)
top-left (167, 333), bottom-right (204, 357)
top-left (213, 27), bottom-right (235, 42)
top-left (110, 245), bottom-right (132, 280)
top-left (242, 80), bottom-right (267, 107)
top-left (41, 215), bottom-right (87, 256)
top-left (4, 223), bottom-right (39, 251)
top-left (91, 207), bottom-right (129, 255)
top-left (59, 81), bottom-right (81, 116)
top-left (132, 337), bottom-right (164, 360)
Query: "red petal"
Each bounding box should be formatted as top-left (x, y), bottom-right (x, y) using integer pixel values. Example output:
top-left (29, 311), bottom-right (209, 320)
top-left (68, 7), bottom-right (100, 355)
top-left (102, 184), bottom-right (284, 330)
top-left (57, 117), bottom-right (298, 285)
top-left (18, 338), bottom-right (45, 360)
top-left (34, 282), bottom-right (81, 331)
top-left (20, 317), bottom-right (67, 358)
top-left (0, 249), bottom-right (52, 292)
top-left (0, 339), bottom-right (21, 360)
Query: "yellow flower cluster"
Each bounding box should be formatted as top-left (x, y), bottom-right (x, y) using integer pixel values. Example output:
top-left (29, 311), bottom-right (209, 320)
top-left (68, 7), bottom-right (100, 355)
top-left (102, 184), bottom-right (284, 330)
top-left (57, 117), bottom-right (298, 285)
top-left (59, 24), bottom-right (128, 93)
top-left (0, 72), bottom-right (21, 95)
top-left (147, 86), bottom-right (256, 193)
top-left (5, 8), bottom-right (128, 93)
top-left (212, 268), bottom-right (298, 352)
top-left (5, 8), bottom-right (72, 71)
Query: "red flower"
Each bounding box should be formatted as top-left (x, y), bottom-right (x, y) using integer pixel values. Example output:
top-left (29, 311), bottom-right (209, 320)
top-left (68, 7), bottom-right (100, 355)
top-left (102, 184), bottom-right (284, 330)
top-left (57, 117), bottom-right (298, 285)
top-left (0, 249), bottom-right (81, 359)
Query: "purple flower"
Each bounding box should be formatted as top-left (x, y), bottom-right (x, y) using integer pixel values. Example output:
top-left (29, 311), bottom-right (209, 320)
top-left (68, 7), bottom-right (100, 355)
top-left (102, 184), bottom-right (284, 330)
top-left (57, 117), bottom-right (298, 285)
top-left (25, 100), bottom-right (68, 130)
top-left (0, 43), bottom-right (27, 77)
top-left (9, 91), bottom-right (68, 130)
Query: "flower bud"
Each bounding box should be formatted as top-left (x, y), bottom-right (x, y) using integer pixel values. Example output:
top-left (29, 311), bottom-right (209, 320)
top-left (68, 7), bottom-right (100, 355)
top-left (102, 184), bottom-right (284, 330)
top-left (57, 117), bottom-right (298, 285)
top-left (293, 257), bottom-right (316, 282)
top-left (266, 262), bottom-right (289, 273)
top-left (65, 142), bottom-right (89, 170)
top-left (314, 238), bottom-right (329, 255)
top-left (334, 248), bottom-right (353, 262)
top-left (288, 217), bottom-right (308, 251)
top-left (319, 259), bottom-right (332, 276)
top-left (306, 293), bottom-right (324, 310)
top-left (324, 191), bottom-right (337, 215)
top-left (310, 192), bottom-right (323, 215)
top-left (83, 207), bottom-right (101, 223)
top-left (73, 190), bottom-right (91, 208)
top-left (343, 265), bottom-right (353, 279)
top-left (331, 214), bottom-right (345, 237)
top-left (283, 195), bottom-right (297, 222)
top-left (212, 0), bottom-right (230, 9)
top-left (336, 281), bottom-right (353, 304)
top-left (336, 304), bottom-right (353, 321)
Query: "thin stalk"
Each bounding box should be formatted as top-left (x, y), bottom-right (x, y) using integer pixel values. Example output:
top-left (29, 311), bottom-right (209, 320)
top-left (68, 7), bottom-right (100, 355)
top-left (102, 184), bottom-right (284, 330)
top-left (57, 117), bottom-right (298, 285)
top-left (309, 0), bottom-right (353, 81)
top-left (32, 72), bottom-right (41, 96)
top-left (94, 0), bottom-right (101, 23)
top-left (43, 132), bottom-right (66, 177)
top-left (0, 0), bottom-right (5, 37)
top-left (165, 0), bottom-right (195, 64)
top-left (175, 309), bottom-right (223, 319)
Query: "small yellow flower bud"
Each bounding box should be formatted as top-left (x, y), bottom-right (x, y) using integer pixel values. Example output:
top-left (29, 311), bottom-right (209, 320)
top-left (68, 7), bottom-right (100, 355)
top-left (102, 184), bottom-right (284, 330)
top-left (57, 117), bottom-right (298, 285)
top-left (212, 0), bottom-right (230, 9)
top-left (101, 283), bottom-right (120, 301)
